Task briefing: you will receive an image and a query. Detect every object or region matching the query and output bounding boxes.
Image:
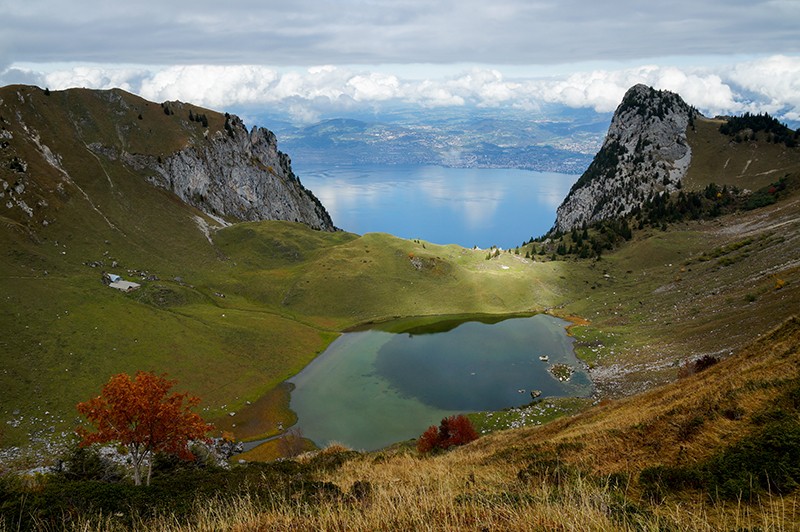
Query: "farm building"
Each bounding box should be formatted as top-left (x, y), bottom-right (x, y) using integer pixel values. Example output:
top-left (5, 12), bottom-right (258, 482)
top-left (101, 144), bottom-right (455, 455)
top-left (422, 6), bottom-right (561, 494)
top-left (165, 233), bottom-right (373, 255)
top-left (102, 272), bottom-right (141, 292)
top-left (109, 280), bottom-right (141, 292)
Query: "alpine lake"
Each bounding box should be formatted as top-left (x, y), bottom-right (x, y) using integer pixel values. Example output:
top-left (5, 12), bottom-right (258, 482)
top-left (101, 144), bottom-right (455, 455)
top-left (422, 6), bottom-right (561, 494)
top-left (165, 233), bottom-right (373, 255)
top-left (288, 314), bottom-right (592, 451)
top-left (261, 165), bottom-right (591, 451)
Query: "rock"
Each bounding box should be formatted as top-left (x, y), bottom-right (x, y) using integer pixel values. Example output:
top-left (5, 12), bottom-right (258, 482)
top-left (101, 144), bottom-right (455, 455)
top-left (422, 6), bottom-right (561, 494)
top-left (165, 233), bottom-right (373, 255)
top-left (125, 115), bottom-right (335, 230)
top-left (554, 84), bottom-right (695, 233)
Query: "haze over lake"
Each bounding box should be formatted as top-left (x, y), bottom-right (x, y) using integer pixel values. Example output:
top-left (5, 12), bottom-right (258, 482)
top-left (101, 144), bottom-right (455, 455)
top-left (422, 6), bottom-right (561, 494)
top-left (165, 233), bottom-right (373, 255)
top-left (296, 164), bottom-right (579, 249)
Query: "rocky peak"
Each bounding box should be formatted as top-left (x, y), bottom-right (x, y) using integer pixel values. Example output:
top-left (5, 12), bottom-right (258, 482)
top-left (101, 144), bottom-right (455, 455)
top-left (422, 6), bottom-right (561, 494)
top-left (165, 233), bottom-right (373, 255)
top-left (138, 112), bottom-right (335, 231)
top-left (553, 84), bottom-right (696, 233)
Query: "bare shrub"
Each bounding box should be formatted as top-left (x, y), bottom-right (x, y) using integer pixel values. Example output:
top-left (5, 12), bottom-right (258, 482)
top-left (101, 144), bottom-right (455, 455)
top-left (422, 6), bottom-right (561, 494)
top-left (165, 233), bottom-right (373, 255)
top-left (678, 355), bottom-right (720, 378)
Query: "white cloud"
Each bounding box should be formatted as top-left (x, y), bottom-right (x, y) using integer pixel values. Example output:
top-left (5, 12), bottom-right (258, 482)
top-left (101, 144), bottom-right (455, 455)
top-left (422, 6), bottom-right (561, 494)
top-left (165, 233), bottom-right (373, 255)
top-left (138, 65), bottom-right (280, 108)
top-left (406, 79), bottom-right (465, 107)
top-left (4, 56), bottom-right (799, 124)
top-left (347, 73), bottom-right (401, 101)
top-left (726, 55), bottom-right (800, 117)
top-left (41, 65), bottom-right (147, 93)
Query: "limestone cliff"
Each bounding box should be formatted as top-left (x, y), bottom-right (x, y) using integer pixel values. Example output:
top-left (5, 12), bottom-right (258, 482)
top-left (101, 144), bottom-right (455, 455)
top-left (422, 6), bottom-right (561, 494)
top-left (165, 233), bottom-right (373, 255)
top-left (0, 85), bottom-right (335, 233)
top-left (553, 84), bottom-right (696, 233)
top-left (130, 113), bottom-right (334, 230)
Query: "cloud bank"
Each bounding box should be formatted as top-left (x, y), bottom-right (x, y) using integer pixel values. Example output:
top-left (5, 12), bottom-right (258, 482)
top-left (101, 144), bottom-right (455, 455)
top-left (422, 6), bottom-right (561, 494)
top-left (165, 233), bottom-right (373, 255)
top-left (3, 0), bottom-right (798, 123)
top-left (4, 56), bottom-right (799, 124)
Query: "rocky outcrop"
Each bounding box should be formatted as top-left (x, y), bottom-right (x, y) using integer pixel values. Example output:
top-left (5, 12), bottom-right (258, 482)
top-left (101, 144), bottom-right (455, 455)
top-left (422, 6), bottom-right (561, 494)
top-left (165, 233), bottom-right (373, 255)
top-left (1, 85), bottom-right (335, 232)
top-left (129, 114), bottom-right (335, 231)
top-left (553, 84), bottom-right (696, 233)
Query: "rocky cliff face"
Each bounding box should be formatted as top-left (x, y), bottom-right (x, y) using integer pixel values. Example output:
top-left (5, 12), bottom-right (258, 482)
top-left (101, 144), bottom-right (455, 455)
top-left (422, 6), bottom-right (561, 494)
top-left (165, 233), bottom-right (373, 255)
top-left (0, 86), bottom-right (335, 233)
top-left (553, 84), bottom-right (696, 233)
top-left (129, 113), bottom-right (333, 230)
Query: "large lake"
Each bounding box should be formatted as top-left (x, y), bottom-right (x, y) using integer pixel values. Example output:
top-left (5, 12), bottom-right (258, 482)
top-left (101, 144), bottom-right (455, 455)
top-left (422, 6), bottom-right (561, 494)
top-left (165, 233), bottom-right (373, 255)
top-left (296, 164), bottom-right (579, 249)
top-left (288, 314), bottom-right (593, 451)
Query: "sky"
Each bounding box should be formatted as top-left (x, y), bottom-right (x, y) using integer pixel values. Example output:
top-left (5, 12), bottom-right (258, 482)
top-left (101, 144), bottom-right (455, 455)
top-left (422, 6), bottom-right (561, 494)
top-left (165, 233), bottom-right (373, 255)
top-left (1, 0), bottom-right (799, 124)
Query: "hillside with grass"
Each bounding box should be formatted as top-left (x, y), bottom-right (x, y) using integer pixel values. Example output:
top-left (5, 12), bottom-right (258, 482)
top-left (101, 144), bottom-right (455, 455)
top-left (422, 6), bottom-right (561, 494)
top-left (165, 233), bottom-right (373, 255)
top-left (0, 85), bottom-right (577, 451)
top-left (1, 84), bottom-right (799, 529)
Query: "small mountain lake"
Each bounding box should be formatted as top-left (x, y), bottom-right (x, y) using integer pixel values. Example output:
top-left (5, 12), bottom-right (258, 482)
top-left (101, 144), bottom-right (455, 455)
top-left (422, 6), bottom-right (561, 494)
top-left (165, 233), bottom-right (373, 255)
top-left (287, 314), bottom-right (593, 450)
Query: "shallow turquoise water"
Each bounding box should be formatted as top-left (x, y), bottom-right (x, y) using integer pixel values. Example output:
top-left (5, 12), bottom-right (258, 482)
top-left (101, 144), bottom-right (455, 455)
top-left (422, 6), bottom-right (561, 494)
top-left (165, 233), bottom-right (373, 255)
top-left (288, 314), bottom-right (592, 450)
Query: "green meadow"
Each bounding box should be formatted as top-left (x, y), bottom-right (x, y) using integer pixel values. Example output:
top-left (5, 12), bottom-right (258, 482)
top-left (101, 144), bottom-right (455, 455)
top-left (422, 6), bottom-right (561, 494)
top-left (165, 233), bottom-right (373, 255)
top-left (2, 88), bottom-right (798, 456)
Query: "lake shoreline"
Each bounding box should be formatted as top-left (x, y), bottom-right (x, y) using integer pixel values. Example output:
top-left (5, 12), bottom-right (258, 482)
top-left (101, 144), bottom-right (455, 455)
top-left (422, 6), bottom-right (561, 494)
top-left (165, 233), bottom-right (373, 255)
top-left (242, 311), bottom-right (594, 456)
top-left (225, 310), bottom-right (594, 456)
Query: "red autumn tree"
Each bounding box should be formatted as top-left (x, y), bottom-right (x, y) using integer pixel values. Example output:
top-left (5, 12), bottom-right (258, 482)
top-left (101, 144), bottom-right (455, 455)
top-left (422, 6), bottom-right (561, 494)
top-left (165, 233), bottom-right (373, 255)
top-left (76, 371), bottom-right (213, 486)
top-left (416, 414), bottom-right (479, 454)
top-left (416, 425), bottom-right (441, 454)
top-left (438, 414), bottom-right (479, 450)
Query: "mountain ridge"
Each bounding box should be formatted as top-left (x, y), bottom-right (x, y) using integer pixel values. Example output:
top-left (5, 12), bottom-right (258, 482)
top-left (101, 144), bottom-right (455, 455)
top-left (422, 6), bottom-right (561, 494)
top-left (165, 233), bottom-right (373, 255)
top-left (0, 85), bottom-right (334, 234)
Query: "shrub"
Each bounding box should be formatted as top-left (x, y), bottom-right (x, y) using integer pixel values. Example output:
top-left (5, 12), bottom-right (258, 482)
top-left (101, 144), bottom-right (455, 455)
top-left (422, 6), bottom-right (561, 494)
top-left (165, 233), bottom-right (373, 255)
top-left (416, 425), bottom-right (440, 454)
top-left (58, 444), bottom-right (125, 482)
top-left (416, 415), bottom-right (478, 454)
top-left (638, 418), bottom-right (800, 501)
top-left (678, 355), bottom-right (719, 378)
top-left (704, 419), bottom-right (800, 499)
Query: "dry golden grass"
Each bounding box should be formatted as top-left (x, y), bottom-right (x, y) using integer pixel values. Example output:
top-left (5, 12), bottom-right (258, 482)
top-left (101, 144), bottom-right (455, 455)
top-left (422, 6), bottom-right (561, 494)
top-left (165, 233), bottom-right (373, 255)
top-left (57, 460), bottom-right (799, 531)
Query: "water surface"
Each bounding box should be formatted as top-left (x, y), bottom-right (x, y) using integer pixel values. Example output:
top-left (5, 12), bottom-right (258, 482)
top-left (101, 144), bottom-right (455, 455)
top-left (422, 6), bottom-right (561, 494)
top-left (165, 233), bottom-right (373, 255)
top-left (288, 314), bottom-right (592, 450)
top-left (296, 164), bottom-right (578, 249)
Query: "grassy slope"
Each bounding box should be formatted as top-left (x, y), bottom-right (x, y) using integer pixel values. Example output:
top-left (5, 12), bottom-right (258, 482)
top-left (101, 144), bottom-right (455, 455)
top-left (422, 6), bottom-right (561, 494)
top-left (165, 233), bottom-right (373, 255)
top-left (558, 117), bottom-right (800, 395)
top-left (684, 117), bottom-right (800, 191)
top-left (0, 86), bottom-right (572, 446)
top-left (1, 86), bottom-right (798, 464)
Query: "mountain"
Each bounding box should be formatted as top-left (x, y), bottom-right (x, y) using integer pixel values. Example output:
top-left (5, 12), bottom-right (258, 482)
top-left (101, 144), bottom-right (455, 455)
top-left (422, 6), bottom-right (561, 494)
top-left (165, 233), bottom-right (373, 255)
top-left (0, 85), bottom-right (334, 233)
top-left (1, 83), bottom-right (799, 530)
top-left (553, 84), bottom-right (695, 232)
top-left (256, 106), bottom-right (604, 173)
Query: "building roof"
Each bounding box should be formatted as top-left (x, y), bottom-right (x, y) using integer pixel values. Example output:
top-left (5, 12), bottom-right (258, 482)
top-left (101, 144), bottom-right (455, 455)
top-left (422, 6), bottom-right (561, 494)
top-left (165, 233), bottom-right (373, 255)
top-left (109, 280), bottom-right (141, 292)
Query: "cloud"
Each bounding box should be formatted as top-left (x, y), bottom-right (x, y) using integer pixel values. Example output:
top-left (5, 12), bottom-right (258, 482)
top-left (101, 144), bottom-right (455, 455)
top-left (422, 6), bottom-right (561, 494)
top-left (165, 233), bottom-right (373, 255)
top-left (2, 1), bottom-right (798, 66)
top-left (725, 55), bottom-right (800, 119)
top-left (139, 66), bottom-right (280, 108)
top-left (536, 66), bottom-right (739, 115)
top-left (347, 73), bottom-right (401, 102)
top-left (44, 65), bottom-right (148, 93)
top-left (4, 57), bottom-right (800, 124)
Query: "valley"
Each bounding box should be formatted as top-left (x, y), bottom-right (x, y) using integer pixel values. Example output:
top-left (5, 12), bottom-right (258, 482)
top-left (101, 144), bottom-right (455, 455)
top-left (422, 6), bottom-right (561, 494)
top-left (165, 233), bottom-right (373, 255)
top-left (1, 83), bottom-right (799, 529)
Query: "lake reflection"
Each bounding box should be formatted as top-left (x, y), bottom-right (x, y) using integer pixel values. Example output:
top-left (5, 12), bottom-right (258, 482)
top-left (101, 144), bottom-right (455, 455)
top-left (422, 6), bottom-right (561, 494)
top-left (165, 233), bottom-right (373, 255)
top-left (295, 164), bottom-right (578, 249)
top-left (288, 314), bottom-right (592, 451)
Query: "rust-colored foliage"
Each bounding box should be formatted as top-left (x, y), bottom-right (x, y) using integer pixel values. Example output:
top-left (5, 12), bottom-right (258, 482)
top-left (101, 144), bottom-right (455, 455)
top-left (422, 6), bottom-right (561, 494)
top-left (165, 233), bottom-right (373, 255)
top-left (416, 425), bottom-right (441, 454)
top-left (76, 371), bottom-right (213, 486)
top-left (417, 415), bottom-right (478, 454)
top-left (438, 414), bottom-right (479, 449)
